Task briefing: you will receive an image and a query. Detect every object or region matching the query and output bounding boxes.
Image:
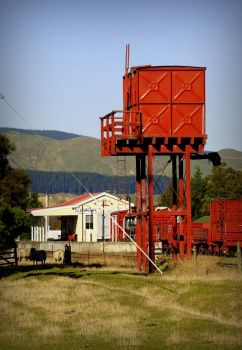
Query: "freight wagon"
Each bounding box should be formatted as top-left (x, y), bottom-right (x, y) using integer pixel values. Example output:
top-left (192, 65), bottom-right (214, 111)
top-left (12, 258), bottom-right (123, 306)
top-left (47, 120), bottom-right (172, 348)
top-left (110, 199), bottom-right (242, 256)
top-left (209, 199), bottom-right (242, 254)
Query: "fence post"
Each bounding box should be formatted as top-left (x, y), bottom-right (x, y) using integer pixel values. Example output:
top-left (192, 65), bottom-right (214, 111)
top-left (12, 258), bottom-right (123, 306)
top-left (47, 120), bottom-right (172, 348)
top-left (14, 243), bottom-right (18, 266)
top-left (193, 245), bottom-right (198, 276)
top-left (237, 241), bottom-right (241, 274)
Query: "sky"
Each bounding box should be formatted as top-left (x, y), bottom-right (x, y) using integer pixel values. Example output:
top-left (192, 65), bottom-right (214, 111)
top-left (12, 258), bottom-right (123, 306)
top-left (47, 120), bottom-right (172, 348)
top-left (0, 0), bottom-right (241, 151)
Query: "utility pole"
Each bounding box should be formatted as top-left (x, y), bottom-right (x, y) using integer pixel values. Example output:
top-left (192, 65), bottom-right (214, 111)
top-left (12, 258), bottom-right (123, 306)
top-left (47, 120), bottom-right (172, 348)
top-left (102, 200), bottom-right (105, 252)
top-left (44, 194), bottom-right (49, 242)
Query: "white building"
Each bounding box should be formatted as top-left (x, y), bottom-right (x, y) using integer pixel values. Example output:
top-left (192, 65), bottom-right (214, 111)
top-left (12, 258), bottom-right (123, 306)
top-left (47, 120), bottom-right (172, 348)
top-left (30, 192), bottom-right (132, 242)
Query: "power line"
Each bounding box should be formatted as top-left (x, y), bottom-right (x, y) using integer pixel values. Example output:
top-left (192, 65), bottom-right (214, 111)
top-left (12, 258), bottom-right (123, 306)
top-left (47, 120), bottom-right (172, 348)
top-left (0, 94), bottom-right (166, 278)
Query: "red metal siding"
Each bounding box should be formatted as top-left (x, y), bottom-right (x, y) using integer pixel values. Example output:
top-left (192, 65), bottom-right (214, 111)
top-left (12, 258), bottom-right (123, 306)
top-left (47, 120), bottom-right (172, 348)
top-left (140, 104), bottom-right (171, 135)
top-left (192, 222), bottom-right (208, 241)
top-left (172, 70), bottom-right (205, 103)
top-left (210, 199), bottom-right (242, 244)
top-left (124, 66), bottom-right (205, 139)
top-left (139, 70), bottom-right (171, 104)
top-left (172, 104), bottom-right (204, 136)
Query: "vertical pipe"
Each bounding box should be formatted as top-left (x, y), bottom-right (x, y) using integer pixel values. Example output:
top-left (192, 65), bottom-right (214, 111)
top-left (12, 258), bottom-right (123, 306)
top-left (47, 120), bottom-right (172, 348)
top-left (185, 148), bottom-right (192, 259)
top-left (125, 44), bottom-right (130, 74)
top-left (148, 146), bottom-right (155, 273)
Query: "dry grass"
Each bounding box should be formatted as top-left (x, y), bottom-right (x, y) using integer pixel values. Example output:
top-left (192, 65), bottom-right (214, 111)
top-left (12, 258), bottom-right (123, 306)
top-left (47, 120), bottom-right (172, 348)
top-left (0, 257), bottom-right (242, 349)
top-left (0, 277), bottom-right (144, 349)
top-left (167, 255), bottom-right (239, 281)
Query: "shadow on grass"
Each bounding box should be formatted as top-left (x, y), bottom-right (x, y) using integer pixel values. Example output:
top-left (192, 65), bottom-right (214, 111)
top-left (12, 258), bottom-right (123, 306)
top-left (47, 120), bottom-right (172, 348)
top-left (0, 262), bottom-right (145, 280)
top-left (0, 264), bottom-right (180, 295)
top-left (0, 262), bottom-right (100, 279)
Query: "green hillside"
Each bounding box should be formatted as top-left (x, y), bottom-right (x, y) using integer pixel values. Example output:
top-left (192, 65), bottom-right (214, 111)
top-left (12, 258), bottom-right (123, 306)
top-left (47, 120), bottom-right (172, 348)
top-left (3, 131), bottom-right (135, 176)
top-left (2, 130), bottom-right (242, 176)
top-left (218, 148), bottom-right (242, 170)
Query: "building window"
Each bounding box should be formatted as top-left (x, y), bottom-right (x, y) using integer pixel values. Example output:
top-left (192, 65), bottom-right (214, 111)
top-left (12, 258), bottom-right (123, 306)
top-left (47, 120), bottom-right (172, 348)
top-left (86, 214), bottom-right (93, 229)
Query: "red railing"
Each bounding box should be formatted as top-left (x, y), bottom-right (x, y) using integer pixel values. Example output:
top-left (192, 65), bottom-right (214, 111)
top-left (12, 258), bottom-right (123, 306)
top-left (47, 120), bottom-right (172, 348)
top-left (100, 110), bottom-right (141, 153)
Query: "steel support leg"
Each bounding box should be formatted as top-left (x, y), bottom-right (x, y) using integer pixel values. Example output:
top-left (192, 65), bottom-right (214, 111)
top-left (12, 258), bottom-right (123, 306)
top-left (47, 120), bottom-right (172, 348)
top-left (136, 156), bottom-right (142, 270)
top-left (185, 148), bottom-right (192, 259)
top-left (172, 155), bottom-right (178, 260)
top-left (178, 156), bottom-right (185, 260)
top-left (136, 155), bottom-right (148, 272)
top-left (141, 155), bottom-right (148, 272)
top-left (148, 146), bottom-right (155, 273)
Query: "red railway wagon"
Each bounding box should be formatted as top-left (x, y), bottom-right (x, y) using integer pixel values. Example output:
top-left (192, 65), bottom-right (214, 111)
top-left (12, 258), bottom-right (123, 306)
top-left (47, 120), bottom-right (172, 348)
top-left (110, 210), bottom-right (128, 241)
top-left (111, 199), bottom-right (242, 255)
top-left (153, 209), bottom-right (173, 242)
top-left (110, 210), bottom-right (136, 242)
top-left (210, 199), bottom-right (242, 253)
top-left (112, 208), bottom-right (209, 252)
top-left (153, 210), bottom-right (209, 252)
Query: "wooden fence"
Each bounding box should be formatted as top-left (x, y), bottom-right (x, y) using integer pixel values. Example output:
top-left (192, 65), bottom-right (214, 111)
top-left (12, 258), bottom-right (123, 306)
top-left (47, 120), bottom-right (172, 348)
top-left (0, 246), bottom-right (18, 267)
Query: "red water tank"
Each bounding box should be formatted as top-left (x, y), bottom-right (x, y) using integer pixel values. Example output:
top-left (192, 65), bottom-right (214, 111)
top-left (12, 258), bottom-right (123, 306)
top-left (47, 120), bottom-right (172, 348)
top-left (123, 66), bottom-right (206, 139)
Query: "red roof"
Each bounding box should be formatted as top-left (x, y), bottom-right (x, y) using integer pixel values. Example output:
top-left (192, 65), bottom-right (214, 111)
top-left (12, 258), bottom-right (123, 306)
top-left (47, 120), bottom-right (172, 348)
top-left (56, 193), bottom-right (100, 207)
top-left (31, 193), bottom-right (101, 212)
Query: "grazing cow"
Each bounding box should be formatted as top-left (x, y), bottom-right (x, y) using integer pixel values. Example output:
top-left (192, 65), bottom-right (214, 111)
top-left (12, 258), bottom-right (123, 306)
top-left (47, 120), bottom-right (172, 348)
top-left (29, 248), bottom-right (47, 265)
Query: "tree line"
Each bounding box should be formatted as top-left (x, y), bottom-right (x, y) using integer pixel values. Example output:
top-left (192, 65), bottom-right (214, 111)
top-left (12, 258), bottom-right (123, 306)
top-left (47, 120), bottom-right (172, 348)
top-left (191, 164), bottom-right (242, 218)
top-left (158, 164), bottom-right (242, 219)
top-left (27, 170), bottom-right (170, 195)
top-left (0, 135), bottom-right (42, 245)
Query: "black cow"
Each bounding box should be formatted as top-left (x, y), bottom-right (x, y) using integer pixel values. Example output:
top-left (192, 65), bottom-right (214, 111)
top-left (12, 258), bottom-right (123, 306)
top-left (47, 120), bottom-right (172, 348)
top-left (29, 248), bottom-right (47, 265)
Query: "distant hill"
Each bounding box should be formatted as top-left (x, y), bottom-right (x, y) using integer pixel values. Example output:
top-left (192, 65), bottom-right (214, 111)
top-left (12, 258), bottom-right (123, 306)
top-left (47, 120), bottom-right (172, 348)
top-left (218, 149), bottom-right (242, 170)
top-left (1, 130), bottom-right (136, 175)
top-left (0, 127), bottom-right (80, 140)
top-left (1, 129), bottom-right (242, 177)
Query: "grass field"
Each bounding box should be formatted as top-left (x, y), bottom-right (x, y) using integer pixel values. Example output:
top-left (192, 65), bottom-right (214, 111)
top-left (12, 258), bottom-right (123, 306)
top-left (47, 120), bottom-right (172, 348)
top-left (0, 257), bottom-right (241, 350)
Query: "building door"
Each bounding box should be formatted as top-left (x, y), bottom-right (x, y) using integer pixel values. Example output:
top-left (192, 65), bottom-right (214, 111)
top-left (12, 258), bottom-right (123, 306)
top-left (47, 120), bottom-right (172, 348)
top-left (61, 216), bottom-right (77, 240)
top-left (97, 210), bottom-right (111, 241)
top-left (85, 213), bottom-right (94, 242)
